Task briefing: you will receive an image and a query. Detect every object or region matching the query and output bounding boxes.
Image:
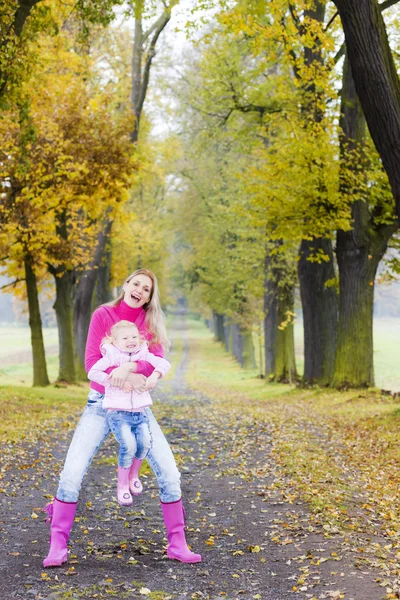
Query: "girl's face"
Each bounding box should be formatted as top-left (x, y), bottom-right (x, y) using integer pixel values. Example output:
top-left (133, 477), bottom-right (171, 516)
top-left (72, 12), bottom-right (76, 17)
top-left (114, 326), bottom-right (140, 352)
top-left (123, 274), bottom-right (152, 308)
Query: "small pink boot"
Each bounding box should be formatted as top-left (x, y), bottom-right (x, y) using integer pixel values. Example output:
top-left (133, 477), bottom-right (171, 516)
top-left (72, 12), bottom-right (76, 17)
top-left (161, 499), bottom-right (202, 563)
top-left (129, 458), bottom-right (143, 495)
top-left (43, 498), bottom-right (77, 568)
top-left (117, 466), bottom-right (133, 506)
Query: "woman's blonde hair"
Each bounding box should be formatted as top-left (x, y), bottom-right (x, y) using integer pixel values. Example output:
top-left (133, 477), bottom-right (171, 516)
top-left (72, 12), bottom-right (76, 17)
top-left (104, 268), bottom-right (170, 351)
top-left (102, 320), bottom-right (141, 346)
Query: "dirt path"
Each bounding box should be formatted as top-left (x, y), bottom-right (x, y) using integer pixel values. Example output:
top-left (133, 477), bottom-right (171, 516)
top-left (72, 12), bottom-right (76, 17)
top-left (0, 321), bottom-right (388, 600)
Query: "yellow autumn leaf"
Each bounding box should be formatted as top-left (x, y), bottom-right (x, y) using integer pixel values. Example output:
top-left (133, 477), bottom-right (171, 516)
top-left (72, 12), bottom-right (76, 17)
top-left (139, 588), bottom-right (151, 595)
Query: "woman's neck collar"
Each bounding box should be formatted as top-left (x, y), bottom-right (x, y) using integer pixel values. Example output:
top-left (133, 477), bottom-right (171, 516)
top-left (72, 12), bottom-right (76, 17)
top-left (116, 300), bottom-right (143, 318)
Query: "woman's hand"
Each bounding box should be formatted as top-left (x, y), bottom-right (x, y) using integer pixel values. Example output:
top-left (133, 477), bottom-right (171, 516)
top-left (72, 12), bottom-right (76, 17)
top-left (109, 362), bottom-right (133, 388)
top-left (126, 372), bottom-right (148, 393)
top-left (145, 372), bottom-right (160, 391)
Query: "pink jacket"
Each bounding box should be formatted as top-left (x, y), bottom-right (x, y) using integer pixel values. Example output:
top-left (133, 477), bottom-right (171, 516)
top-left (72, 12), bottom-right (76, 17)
top-left (85, 301), bottom-right (165, 394)
top-left (88, 342), bottom-right (171, 411)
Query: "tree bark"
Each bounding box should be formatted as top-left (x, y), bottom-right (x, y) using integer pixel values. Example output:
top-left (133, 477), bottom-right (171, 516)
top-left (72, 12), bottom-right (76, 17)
top-left (95, 247), bottom-right (113, 306)
top-left (298, 238), bottom-right (338, 384)
top-left (264, 250), bottom-right (297, 382)
top-left (53, 270), bottom-right (76, 383)
top-left (14, 0), bottom-right (42, 36)
top-left (24, 255), bottom-right (50, 387)
top-left (223, 317), bottom-right (232, 352)
top-left (73, 218), bottom-right (113, 379)
top-left (239, 325), bottom-right (256, 369)
top-left (332, 54), bottom-right (398, 387)
top-left (332, 0), bottom-right (400, 218)
top-left (332, 234), bottom-right (387, 387)
top-left (295, 1), bottom-right (339, 384)
top-left (213, 311), bottom-right (226, 346)
top-left (131, 2), bottom-right (172, 143)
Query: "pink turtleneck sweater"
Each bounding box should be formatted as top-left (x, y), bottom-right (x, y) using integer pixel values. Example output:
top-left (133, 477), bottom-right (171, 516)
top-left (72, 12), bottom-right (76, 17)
top-left (85, 300), bottom-right (164, 394)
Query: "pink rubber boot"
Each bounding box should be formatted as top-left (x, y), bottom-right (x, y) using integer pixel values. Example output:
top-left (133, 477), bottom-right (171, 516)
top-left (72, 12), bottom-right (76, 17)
top-left (129, 458), bottom-right (143, 495)
top-left (117, 466), bottom-right (133, 506)
top-left (42, 498), bottom-right (77, 568)
top-left (161, 499), bottom-right (202, 563)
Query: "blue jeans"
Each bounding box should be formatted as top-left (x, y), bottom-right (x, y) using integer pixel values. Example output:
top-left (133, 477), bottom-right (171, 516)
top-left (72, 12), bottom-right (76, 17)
top-left (57, 390), bottom-right (181, 503)
top-left (108, 410), bottom-right (151, 468)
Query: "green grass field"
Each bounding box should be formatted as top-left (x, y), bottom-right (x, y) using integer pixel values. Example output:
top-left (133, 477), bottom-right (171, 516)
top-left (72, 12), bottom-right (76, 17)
top-left (0, 317), bottom-right (399, 390)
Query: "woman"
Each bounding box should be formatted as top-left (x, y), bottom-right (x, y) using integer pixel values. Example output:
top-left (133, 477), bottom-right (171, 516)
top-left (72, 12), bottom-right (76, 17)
top-left (43, 269), bottom-right (201, 567)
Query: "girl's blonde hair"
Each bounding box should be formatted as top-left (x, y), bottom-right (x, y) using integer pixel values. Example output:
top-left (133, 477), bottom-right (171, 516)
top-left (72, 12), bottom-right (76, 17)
top-left (102, 320), bottom-right (141, 346)
top-left (104, 268), bottom-right (170, 351)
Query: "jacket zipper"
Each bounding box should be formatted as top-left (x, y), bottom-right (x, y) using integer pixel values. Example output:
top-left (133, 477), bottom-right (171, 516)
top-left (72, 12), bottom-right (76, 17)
top-left (129, 353), bottom-right (134, 411)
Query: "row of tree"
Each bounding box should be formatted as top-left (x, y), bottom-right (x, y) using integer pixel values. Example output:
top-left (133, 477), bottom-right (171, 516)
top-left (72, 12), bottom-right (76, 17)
top-left (1, 0), bottom-right (400, 391)
top-left (166, 0), bottom-right (400, 388)
top-left (0, 0), bottom-right (176, 385)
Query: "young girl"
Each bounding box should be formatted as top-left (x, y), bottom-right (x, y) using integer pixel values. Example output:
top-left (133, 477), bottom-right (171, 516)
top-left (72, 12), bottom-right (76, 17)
top-left (87, 320), bottom-right (171, 506)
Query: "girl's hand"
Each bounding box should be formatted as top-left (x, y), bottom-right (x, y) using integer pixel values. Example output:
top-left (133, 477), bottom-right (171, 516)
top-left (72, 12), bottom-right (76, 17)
top-left (109, 363), bottom-right (133, 388)
top-left (122, 381), bottom-right (134, 392)
top-left (144, 372), bottom-right (160, 391)
top-left (126, 373), bottom-right (147, 393)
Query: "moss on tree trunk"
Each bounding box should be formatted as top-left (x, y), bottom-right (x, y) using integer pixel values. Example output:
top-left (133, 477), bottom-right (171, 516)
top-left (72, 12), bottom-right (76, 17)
top-left (53, 271), bottom-right (76, 384)
top-left (264, 251), bottom-right (297, 383)
top-left (332, 241), bottom-right (381, 387)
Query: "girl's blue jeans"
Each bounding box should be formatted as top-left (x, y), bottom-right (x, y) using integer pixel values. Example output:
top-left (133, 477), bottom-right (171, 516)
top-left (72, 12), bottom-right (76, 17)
top-left (108, 410), bottom-right (151, 468)
top-left (57, 390), bottom-right (181, 503)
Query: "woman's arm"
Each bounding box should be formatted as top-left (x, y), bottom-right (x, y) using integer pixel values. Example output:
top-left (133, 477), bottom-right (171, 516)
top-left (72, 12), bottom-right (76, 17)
top-left (85, 309), bottom-right (108, 374)
top-left (135, 341), bottom-right (165, 377)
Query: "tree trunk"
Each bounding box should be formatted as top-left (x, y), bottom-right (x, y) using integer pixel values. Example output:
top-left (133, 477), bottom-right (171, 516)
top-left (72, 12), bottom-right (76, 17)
top-left (298, 238), bottom-right (338, 384)
top-left (131, 2), bottom-right (172, 143)
top-left (264, 267), bottom-right (278, 378)
top-left (74, 219), bottom-right (113, 379)
top-left (53, 271), bottom-right (76, 383)
top-left (231, 323), bottom-right (241, 363)
top-left (239, 325), bottom-right (256, 369)
top-left (223, 317), bottom-right (232, 352)
top-left (290, 2), bottom-right (338, 385)
top-left (213, 312), bottom-right (226, 346)
top-left (332, 54), bottom-right (398, 387)
top-left (24, 256), bottom-right (50, 387)
top-left (264, 251), bottom-right (297, 382)
top-left (332, 235), bottom-right (386, 387)
top-left (95, 247), bottom-right (113, 306)
top-left (332, 0), bottom-right (400, 218)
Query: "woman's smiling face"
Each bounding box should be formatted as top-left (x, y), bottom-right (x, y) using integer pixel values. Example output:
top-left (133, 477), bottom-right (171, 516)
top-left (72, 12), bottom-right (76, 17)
top-left (123, 274), bottom-right (152, 308)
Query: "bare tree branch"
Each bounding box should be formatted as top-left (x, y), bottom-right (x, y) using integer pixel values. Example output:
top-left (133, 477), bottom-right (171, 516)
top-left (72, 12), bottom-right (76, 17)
top-left (379, 0), bottom-right (400, 9)
top-left (136, 10), bottom-right (171, 120)
top-left (0, 278), bottom-right (24, 291)
top-left (333, 42), bottom-right (345, 64)
top-left (14, 0), bottom-right (42, 36)
top-left (324, 11), bottom-right (339, 32)
top-left (288, 2), bottom-right (303, 34)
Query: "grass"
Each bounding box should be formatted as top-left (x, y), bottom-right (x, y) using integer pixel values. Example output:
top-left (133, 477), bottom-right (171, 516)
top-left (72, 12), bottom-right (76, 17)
top-left (184, 317), bottom-right (400, 586)
top-left (0, 325), bottom-right (58, 353)
top-left (0, 384), bottom-right (88, 444)
top-left (293, 316), bottom-right (400, 391)
top-left (0, 326), bottom-right (58, 386)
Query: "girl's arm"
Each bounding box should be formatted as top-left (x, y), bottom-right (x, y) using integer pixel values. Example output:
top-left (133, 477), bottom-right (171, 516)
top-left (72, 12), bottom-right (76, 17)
top-left (85, 309), bottom-right (132, 382)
